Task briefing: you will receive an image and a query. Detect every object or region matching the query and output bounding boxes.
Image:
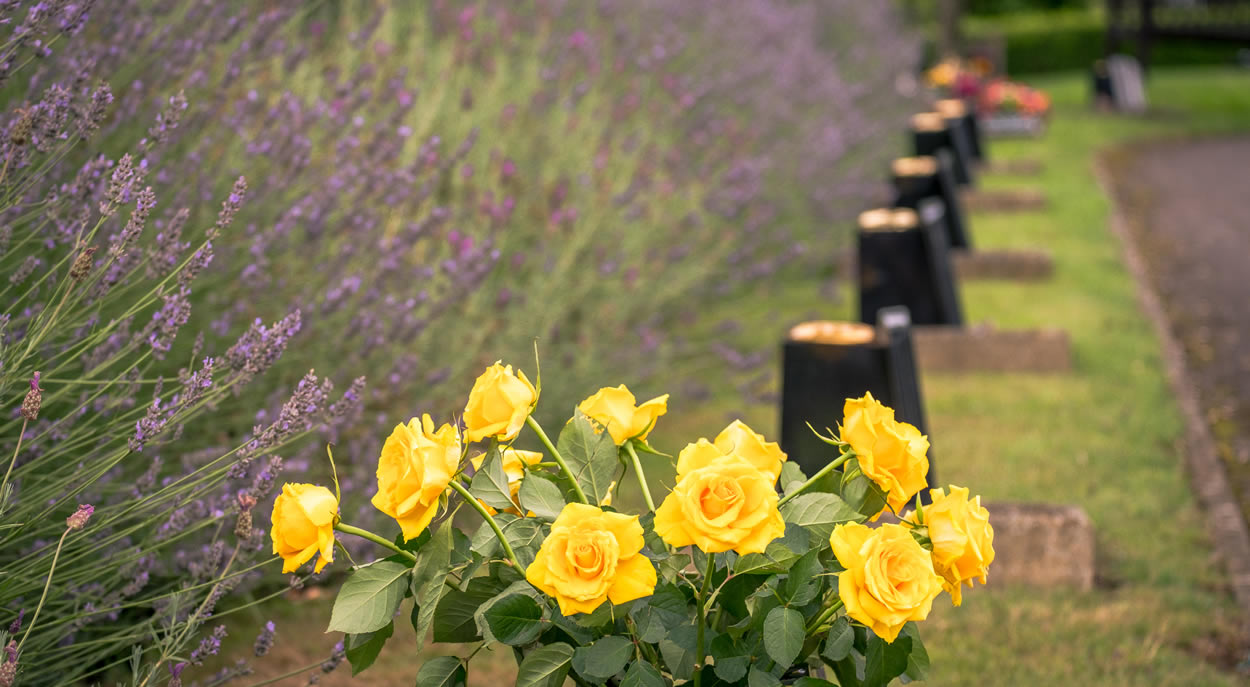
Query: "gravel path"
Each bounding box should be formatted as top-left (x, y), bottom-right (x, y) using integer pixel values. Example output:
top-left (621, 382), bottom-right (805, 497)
top-left (1104, 137), bottom-right (1250, 522)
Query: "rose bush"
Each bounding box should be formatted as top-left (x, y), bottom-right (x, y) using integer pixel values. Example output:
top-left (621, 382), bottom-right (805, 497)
top-left (268, 364), bottom-right (994, 687)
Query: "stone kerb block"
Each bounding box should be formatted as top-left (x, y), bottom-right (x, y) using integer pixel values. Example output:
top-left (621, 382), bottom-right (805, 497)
top-left (983, 502), bottom-right (1095, 590)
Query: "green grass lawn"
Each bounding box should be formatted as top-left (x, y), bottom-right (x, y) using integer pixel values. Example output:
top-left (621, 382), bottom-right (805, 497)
top-left (212, 67), bottom-right (1250, 685)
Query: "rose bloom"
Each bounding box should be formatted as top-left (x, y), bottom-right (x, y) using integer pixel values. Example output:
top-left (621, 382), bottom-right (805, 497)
top-left (525, 503), bottom-right (657, 615)
top-left (655, 444), bottom-right (785, 554)
top-left (841, 393), bottom-right (929, 516)
top-left (470, 448), bottom-right (543, 516)
top-left (711, 419), bottom-right (787, 484)
top-left (463, 362), bottom-right (537, 443)
top-left (916, 486), bottom-right (994, 605)
top-left (830, 522), bottom-right (943, 643)
top-left (271, 483), bottom-right (338, 573)
top-left (372, 415), bottom-right (460, 541)
top-left (577, 384), bottom-right (668, 444)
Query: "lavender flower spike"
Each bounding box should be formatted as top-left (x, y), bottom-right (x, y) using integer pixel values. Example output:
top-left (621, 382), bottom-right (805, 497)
top-left (66, 503), bottom-right (94, 530)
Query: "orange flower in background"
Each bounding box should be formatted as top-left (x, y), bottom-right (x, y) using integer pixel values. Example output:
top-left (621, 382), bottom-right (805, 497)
top-left (830, 522), bottom-right (943, 643)
top-left (463, 362), bottom-right (537, 443)
top-left (372, 415), bottom-right (460, 541)
top-left (840, 393), bottom-right (929, 516)
top-left (916, 486), bottom-right (995, 605)
top-left (271, 483), bottom-right (338, 573)
top-left (656, 444), bottom-right (785, 554)
top-left (525, 503), bottom-right (657, 615)
top-left (470, 448), bottom-right (544, 516)
top-left (577, 384), bottom-right (668, 444)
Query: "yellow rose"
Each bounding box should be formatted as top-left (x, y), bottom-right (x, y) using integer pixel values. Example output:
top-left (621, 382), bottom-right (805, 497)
top-left (371, 415), bottom-right (460, 541)
top-left (270, 483), bottom-right (338, 573)
top-left (712, 419), bottom-right (787, 484)
top-left (918, 486), bottom-right (994, 606)
top-left (577, 385), bottom-right (668, 444)
top-left (829, 522), bottom-right (943, 643)
top-left (470, 448), bottom-right (544, 516)
top-left (525, 502), bottom-right (657, 615)
top-left (463, 362), bottom-right (537, 443)
top-left (655, 445), bottom-right (785, 554)
top-left (841, 393), bottom-right (929, 515)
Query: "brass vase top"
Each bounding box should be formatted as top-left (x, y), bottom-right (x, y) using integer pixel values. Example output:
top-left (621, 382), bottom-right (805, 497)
top-left (858, 208), bottom-right (919, 231)
top-left (910, 112), bottom-right (946, 132)
top-left (892, 156), bottom-right (938, 178)
top-left (936, 98), bottom-right (967, 118)
top-left (788, 320), bottom-right (877, 345)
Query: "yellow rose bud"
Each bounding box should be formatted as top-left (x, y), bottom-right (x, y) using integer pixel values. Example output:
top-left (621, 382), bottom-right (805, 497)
top-left (654, 446), bottom-right (785, 554)
top-left (463, 362), bottom-right (537, 443)
top-left (525, 502), bottom-right (657, 616)
top-left (270, 483), bottom-right (338, 574)
top-left (577, 385), bottom-right (668, 445)
top-left (919, 486), bottom-right (995, 606)
top-left (829, 522), bottom-right (943, 643)
top-left (470, 448), bottom-right (544, 516)
top-left (841, 393), bottom-right (929, 516)
top-left (371, 415), bottom-right (460, 541)
top-left (712, 419), bottom-right (787, 484)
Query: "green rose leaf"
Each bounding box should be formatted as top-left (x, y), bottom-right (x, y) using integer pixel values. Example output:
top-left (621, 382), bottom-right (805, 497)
top-left (572, 635), bottom-right (634, 682)
top-left (780, 492), bottom-right (860, 540)
top-left (748, 667), bottom-right (782, 687)
top-left (415, 656), bottom-right (467, 687)
top-left (409, 520), bottom-right (454, 649)
top-left (658, 623), bottom-right (699, 682)
top-left (779, 461), bottom-right (809, 496)
top-left (344, 620), bottom-right (393, 676)
top-left (901, 623), bottom-right (930, 681)
top-left (841, 459), bottom-right (888, 518)
top-left (822, 616), bottom-right (855, 662)
top-left (515, 642), bottom-right (575, 687)
top-left (518, 473), bottom-right (567, 521)
top-left (433, 576), bottom-right (508, 643)
top-left (620, 661), bottom-right (666, 687)
top-left (556, 410), bottom-right (618, 504)
top-left (327, 560), bottom-right (410, 635)
top-left (791, 679), bottom-right (839, 687)
top-left (710, 633), bottom-right (750, 683)
top-left (763, 606), bottom-right (804, 668)
top-left (735, 523), bottom-right (810, 575)
top-left (863, 633), bottom-right (911, 687)
top-left (469, 447), bottom-right (516, 510)
top-left (476, 591), bottom-right (546, 645)
top-left (781, 548), bottom-right (823, 606)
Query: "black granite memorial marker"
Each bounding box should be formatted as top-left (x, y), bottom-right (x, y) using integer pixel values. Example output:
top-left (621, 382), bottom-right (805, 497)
top-left (778, 308), bottom-right (935, 492)
top-left (857, 202), bottom-right (964, 327)
top-left (891, 153), bottom-right (972, 250)
top-left (911, 111), bottom-right (976, 187)
top-left (936, 98), bottom-right (985, 165)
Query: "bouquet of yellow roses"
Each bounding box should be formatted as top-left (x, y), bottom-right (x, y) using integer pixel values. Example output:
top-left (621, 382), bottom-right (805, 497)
top-left (270, 361), bottom-right (995, 686)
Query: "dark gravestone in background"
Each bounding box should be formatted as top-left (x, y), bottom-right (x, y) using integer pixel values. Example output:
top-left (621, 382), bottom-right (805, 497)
top-left (858, 202), bottom-right (964, 327)
top-left (911, 111), bottom-right (976, 187)
top-left (778, 309), bottom-right (935, 493)
top-left (936, 98), bottom-right (985, 165)
top-left (891, 152), bottom-right (972, 250)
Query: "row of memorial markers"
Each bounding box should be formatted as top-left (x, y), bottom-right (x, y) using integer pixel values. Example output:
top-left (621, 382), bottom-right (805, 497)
top-left (779, 98), bottom-right (986, 492)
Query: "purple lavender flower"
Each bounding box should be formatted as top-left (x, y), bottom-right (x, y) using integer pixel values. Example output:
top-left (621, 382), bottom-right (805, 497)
top-left (66, 503), bottom-right (94, 530)
top-left (253, 620), bottom-right (276, 657)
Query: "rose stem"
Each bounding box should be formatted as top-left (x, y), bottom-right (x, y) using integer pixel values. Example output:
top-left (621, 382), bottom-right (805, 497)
top-left (694, 552), bottom-right (716, 687)
top-left (334, 522), bottom-right (416, 564)
top-left (623, 442), bottom-right (658, 512)
top-left (805, 597), bottom-right (846, 634)
top-left (777, 449), bottom-right (855, 507)
top-left (449, 479), bottom-right (524, 570)
top-left (525, 415), bottom-right (589, 504)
